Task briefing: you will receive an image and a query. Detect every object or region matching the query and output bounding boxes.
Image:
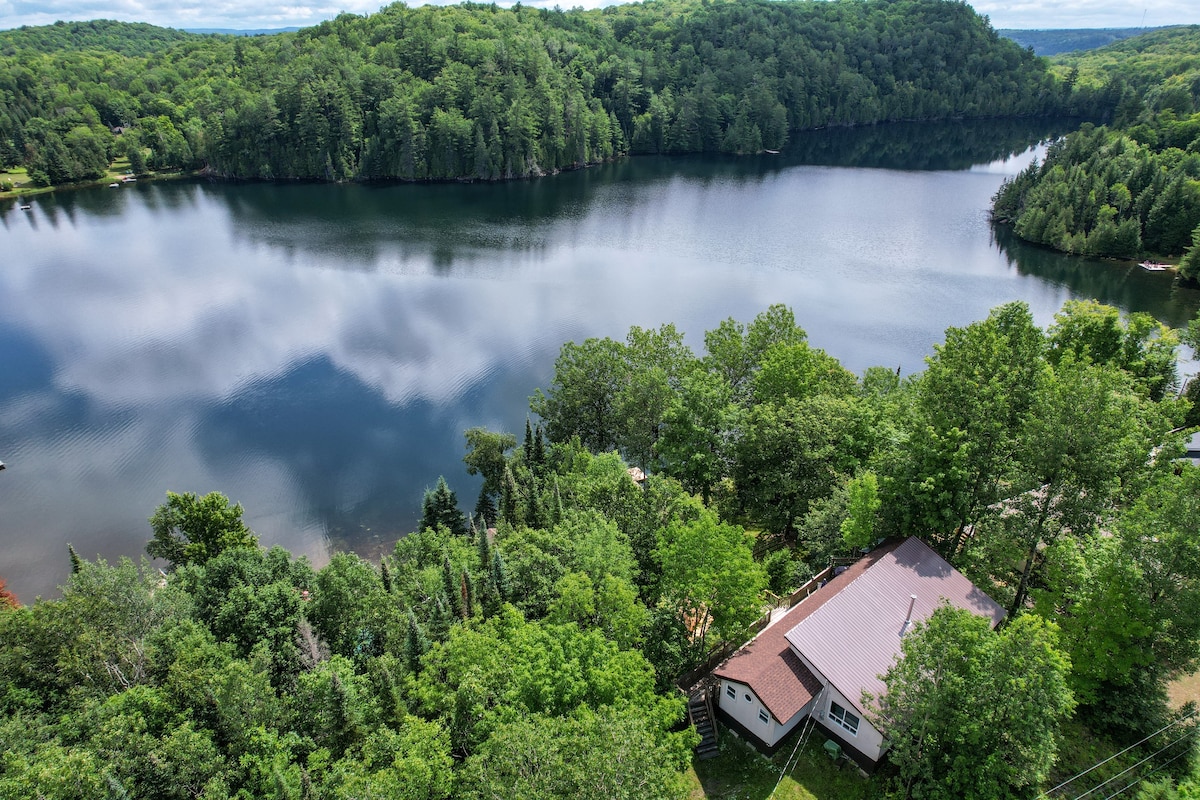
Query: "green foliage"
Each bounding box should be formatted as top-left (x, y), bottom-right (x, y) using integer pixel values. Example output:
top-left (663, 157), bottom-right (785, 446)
top-left (657, 508), bottom-right (765, 647)
top-left (5, 299), bottom-right (1199, 799)
top-left (880, 301), bottom-right (1044, 557)
top-left (458, 706), bottom-right (695, 800)
top-left (872, 606), bottom-right (1074, 800)
top-left (146, 491), bottom-right (257, 569)
top-left (1048, 300), bottom-right (1179, 400)
top-left (412, 605), bottom-right (678, 752)
top-left (1180, 223), bottom-right (1200, 281)
top-left (994, 27), bottom-right (1200, 261)
top-left (733, 393), bottom-right (874, 536)
top-left (463, 428), bottom-right (516, 499)
top-left (1, 0), bottom-right (1068, 186)
top-left (420, 476), bottom-right (467, 536)
top-left (840, 471), bottom-right (880, 551)
top-left (309, 552), bottom-right (393, 660)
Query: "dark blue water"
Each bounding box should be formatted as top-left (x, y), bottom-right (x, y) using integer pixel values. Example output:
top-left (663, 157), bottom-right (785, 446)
top-left (3, 119), bottom-right (1196, 600)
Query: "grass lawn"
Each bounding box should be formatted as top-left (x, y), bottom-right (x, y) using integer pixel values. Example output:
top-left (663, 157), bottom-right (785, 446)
top-left (2, 157), bottom-right (147, 201)
top-left (1168, 668), bottom-right (1200, 710)
top-left (688, 723), bottom-right (874, 800)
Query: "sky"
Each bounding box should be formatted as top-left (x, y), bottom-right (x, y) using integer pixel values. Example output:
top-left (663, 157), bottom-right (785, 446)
top-left (1, 0), bottom-right (1198, 33)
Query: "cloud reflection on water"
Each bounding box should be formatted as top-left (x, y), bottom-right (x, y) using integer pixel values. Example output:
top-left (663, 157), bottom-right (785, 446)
top-left (3, 119), bottom-right (1190, 601)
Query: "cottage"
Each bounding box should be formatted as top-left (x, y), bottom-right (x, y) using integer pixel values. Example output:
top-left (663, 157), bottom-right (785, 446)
top-left (712, 537), bottom-right (1005, 769)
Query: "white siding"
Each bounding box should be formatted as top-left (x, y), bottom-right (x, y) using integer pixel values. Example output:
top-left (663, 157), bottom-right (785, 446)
top-left (718, 679), bottom-right (815, 748)
top-left (816, 683), bottom-right (887, 762)
top-left (719, 680), bottom-right (779, 746)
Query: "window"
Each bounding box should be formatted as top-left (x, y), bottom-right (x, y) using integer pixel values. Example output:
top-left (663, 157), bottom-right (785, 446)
top-left (726, 684), bottom-right (736, 700)
top-left (758, 709), bottom-right (770, 724)
top-left (744, 693), bottom-right (752, 703)
top-left (829, 701), bottom-right (860, 736)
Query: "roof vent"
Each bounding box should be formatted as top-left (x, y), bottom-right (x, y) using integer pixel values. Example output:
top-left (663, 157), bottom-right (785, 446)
top-left (900, 594), bottom-right (917, 636)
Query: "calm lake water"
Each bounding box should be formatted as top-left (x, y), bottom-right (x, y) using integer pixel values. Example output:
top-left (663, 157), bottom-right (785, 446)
top-left (3, 119), bottom-right (1198, 600)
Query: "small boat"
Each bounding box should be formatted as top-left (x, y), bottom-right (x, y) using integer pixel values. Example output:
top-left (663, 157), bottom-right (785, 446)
top-left (123, 176), bottom-right (137, 182)
top-left (763, 149), bottom-right (780, 155)
top-left (1139, 260), bottom-right (1169, 271)
top-left (19, 204), bottom-right (31, 210)
top-left (109, 182), bottom-right (120, 188)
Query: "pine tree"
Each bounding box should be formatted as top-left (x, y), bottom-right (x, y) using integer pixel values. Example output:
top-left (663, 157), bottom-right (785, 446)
top-left (500, 465), bottom-right (520, 525)
top-left (474, 486), bottom-right (497, 526)
top-left (404, 609), bottom-right (426, 673)
top-left (490, 549), bottom-right (510, 603)
top-left (380, 559), bottom-right (393, 594)
top-left (477, 523), bottom-right (491, 571)
top-left (525, 473), bottom-right (544, 529)
top-left (68, 543), bottom-right (84, 574)
top-left (524, 418), bottom-right (535, 460)
top-left (462, 570), bottom-right (475, 618)
top-left (441, 555), bottom-right (462, 618)
top-left (420, 476), bottom-right (468, 535)
top-left (532, 424), bottom-right (547, 470)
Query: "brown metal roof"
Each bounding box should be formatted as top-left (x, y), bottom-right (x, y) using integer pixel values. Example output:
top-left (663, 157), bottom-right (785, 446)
top-left (712, 540), bottom-right (902, 722)
top-left (784, 536), bottom-right (1006, 717)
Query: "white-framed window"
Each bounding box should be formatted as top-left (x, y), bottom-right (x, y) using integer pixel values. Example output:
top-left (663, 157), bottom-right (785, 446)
top-left (726, 684), bottom-right (736, 700)
top-left (758, 709), bottom-right (770, 724)
top-left (744, 693), bottom-right (752, 703)
top-left (829, 701), bottom-right (860, 736)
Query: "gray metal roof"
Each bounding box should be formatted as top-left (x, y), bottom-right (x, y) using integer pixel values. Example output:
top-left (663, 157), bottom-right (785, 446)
top-left (784, 536), bottom-right (1005, 717)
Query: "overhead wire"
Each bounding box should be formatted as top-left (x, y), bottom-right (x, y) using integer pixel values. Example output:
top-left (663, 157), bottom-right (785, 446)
top-left (1070, 728), bottom-right (1196, 800)
top-left (1038, 710), bottom-right (1196, 798)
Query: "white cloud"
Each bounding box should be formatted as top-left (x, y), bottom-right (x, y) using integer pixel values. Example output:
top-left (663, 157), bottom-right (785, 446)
top-left (972, 0), bottom-right (1199, 29)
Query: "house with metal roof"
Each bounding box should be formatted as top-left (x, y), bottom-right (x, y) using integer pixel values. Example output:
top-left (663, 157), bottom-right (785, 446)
top-left (712, 536), bottom-right (1005, 769)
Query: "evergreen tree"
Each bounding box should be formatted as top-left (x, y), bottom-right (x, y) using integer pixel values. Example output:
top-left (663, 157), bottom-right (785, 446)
top-left (420, 476), bottom-right (467, 536)
top-left (68, 543), bottom-right (84, 574)
top-left (441, 555), bottom-right (462, 619)
top-left (490, 550), bottom-right (510, 604)
top-left (477, 525), bottom-right (491, 573)
top-left (404, 609), bottom-right (426, 673)
top-left (380, 559), bottom-right (393, 594)
top-left (500, 466), bottom-right (520, 525)
top-left (462, 570), bottom-right (475, 618)
top-left (532, 424), bottom-right (547, 472)
top-left (474, 487), bottom-right (497, 527)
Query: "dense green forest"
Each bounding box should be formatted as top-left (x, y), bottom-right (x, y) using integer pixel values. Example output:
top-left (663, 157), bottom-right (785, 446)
top-left (3, 300), bottom-right (1200, 798)
top-left (991, 26), bottom-right (1200, 274)
top-left (0, 0), bottom-right (1071, 187)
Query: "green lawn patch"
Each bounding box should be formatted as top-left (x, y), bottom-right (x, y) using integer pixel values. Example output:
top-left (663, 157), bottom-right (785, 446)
top-left (689, 723), bottom-right (871, 800)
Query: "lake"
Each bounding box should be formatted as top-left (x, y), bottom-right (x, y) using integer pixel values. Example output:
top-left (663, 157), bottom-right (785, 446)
top-left (3, 119), bottom-right (1198, 601)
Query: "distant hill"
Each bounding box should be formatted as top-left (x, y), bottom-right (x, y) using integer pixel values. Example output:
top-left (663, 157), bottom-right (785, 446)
top-left (183, 27), bottom-right (300, 36)
top-left (0, 18), bottom-right (199, 57)
top-left (1, 0), bottom-right (1071, 186)
top-left (1053, 25), bottom-right (1200, 92)
top-left (999, 27), bottom-right (1162, 56)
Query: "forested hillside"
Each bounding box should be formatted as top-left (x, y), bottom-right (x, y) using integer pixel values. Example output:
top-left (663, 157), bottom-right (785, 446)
top-left (991, 26), bottom-right (1200, 273)
top-left (3, 301), bottom-right (1200, 798)
top-left (999, 27), bottom-right (1159, 57)
top-left (0, 0), bottom-right (1069, 187)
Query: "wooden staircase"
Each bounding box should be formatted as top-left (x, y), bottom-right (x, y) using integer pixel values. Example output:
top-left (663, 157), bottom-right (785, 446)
top-left (689, 689), bottom-right (720, 760)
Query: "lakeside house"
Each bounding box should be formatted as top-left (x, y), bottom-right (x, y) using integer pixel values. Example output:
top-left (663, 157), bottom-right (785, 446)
top-left (712, 536), bottom-right (1005, 770)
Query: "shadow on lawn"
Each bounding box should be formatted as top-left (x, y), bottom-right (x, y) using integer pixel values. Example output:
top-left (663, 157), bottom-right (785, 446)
top-left (689, 721), bottom-right (876, 800)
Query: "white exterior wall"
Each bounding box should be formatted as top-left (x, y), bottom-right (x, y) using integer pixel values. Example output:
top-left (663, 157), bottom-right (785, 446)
top-left (774, 697), bottom-right (815, 745)
top-left (718, 680), bottom-right (783, 747)
top-left (814, 682), bottom-right (886, 762)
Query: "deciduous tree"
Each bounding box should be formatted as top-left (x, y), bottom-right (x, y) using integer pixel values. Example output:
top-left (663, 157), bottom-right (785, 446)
top-left (872, 606), bottom-right (1074, 800)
